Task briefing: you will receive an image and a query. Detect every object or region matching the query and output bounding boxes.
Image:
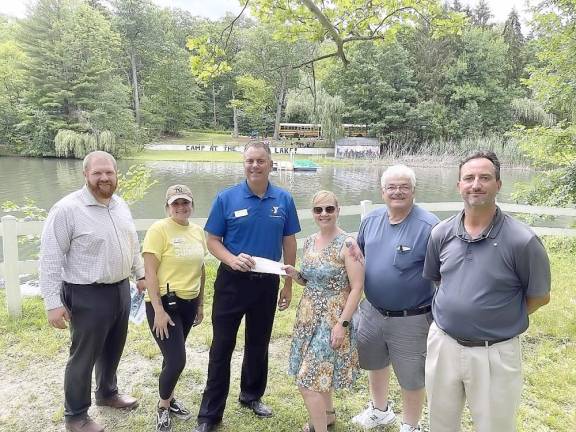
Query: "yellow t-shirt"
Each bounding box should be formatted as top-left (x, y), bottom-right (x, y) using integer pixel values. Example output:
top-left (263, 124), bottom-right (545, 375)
top-left (142, 218), bottom-right (207, 300)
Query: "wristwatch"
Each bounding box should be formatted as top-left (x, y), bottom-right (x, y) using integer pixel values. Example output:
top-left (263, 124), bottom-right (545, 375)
top-left (340, 319), bottom-right (350, 328)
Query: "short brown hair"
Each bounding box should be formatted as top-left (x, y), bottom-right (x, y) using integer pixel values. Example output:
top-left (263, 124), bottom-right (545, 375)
top-left (459, 150), bottom-right (501, 181)
top-left (244, 141), bottom-right (271, 158)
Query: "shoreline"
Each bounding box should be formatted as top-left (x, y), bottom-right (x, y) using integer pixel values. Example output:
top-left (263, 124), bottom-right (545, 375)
top-left (126, 151), bottom-right (531, 169)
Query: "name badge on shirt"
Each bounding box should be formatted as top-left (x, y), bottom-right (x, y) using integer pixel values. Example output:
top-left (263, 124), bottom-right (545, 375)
top-left (234, 209), bottom-right (249, 218)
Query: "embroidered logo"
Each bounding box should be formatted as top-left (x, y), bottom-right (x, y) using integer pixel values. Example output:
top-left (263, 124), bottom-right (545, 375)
top-left (272, 206), bottom-right (279, 215)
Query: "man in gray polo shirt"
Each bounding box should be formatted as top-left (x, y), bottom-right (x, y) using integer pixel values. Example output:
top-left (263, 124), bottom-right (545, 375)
top-left (423, 150), bottom-right (551, 432)
top-left (352, 165), bottom-right (439, 432)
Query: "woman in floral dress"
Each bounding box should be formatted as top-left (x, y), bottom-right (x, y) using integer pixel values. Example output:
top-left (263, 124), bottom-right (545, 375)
top-left (284, 190), bottom-right (364, 432)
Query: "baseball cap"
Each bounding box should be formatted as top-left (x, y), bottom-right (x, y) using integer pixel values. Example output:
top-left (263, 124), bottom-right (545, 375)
top-left (166, 184), bottom-right (193, 205)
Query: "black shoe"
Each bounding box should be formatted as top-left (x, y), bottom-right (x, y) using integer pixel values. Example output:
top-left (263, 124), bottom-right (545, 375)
top-left (169, 398), bottom-right (192, 420)
top-left (239, 399), bottom-right (273, 417)
top-left (155, 406), bottom-right (171, 432)
top-left (192, 423), bottom-right (215, 432)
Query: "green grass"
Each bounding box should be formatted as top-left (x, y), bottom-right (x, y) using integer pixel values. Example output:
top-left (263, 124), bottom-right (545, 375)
top-left (157, 130), bottom-right (250, 146)
top-left (0, 241), bottom-right (574, 431)
top-left (128, 150), bottom-right (340, 166)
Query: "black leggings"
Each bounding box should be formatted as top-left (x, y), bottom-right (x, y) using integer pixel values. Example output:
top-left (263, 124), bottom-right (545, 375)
top-left (146, 296), bottom-right (199, 400)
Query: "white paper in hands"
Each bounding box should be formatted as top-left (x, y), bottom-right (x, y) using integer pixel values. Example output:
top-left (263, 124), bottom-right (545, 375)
top-left (252, 256), bottom-right (287, 276)
top-left (129, 282), bottom-right (146, 325)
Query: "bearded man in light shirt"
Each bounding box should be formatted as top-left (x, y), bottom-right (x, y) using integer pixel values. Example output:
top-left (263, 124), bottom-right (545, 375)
top-left (40, 150), bottom-right (145, 432)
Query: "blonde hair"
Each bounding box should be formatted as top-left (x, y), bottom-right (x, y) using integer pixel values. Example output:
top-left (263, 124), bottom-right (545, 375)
top-left (311, 190), bottom-right (339, 207)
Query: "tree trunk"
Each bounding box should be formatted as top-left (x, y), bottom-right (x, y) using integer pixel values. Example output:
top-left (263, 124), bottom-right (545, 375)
top-left (129, 50), bottom-right (140, 126)
top-left (273, 71), bottom-right (287, 140)
top-left (232, 89), bottom-right (239, 138)
top-left (212, 83), bottom-right (217, 129)
top-left (311, 64), bottom-right (318, 118)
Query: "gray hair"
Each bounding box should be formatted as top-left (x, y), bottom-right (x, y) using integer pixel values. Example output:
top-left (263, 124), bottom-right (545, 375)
top-left (83, 151), bottom-right (117, 171)
top-left (380, 164), bottom-right (416, 189)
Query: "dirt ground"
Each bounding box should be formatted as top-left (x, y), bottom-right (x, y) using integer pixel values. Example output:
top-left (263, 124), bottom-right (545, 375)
top-left (0, 337), bottom-right (291, 432)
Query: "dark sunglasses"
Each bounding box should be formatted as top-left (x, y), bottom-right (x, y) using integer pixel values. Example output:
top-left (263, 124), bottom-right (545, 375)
top-left (312, 205), bottom-right (336, 215)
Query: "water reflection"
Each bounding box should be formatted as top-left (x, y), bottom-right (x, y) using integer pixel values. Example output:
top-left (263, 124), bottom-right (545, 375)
top-left (1, 156), bottom-right (532, 219)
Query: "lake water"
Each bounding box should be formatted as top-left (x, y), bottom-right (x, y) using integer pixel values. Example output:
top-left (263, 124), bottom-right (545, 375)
top-left (0, 156), bottom-right (536, 239)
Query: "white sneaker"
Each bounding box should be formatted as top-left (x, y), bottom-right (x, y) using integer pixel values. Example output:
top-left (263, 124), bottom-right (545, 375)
top-left (351, 401), bottom-right (396, 428)
top-left (400, 423), bottom-right (421, 432)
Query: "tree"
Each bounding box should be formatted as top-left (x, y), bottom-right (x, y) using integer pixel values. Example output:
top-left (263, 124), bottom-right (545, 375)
top-left (472, 0), bottom-right (493, 28)
top-left (234, 24), bottom-right (311, 139)
top-left (140, 9), bottom-right (204, 135)
top-left (438, 28), bottom-right (512, 138)
top-left (235, 74), bottom-right (274, 134)
top-left (511, 0), bottom-right (576, 206)
top-left (324, 41), bottom-right (420, 141)
top-left (249, 0), bottom-right (464, 66)
top-left (111, 0), bottom-right (160, 127)
top-left (17, 0), bottom-right (134, 156)
top-left (0, 17), bottom-right (28, 147)
top-left (502, 9), bottom-right (526, 86)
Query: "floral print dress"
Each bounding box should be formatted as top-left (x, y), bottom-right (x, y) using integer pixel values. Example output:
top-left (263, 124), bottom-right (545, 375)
top-left (288, 232), bottom-right (359, 392)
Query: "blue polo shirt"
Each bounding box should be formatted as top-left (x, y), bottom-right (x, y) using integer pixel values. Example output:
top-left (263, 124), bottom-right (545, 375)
top-left (205, 180), bottom-right (301, 261)
top-left (358, 205), bottom-right (439, 310)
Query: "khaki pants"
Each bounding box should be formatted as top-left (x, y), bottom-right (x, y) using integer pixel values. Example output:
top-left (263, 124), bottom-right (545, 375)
top-left (425, 322), bottom-right (523, 432)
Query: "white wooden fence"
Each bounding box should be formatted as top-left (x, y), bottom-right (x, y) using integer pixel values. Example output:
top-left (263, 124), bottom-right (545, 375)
top-left (1, 200), bottom-right (575, 318)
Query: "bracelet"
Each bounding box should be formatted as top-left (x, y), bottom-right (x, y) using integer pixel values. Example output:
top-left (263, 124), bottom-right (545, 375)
top-left (297, 271), bottom-right (307, 284)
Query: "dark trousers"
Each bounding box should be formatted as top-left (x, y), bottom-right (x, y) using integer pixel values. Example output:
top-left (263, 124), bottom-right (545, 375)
top-left (197, 265), bottom-right (279, 424)
top-left (60, 279), bottom-right (130, 418)
top-left (146, 296), bottom-right (199, 400)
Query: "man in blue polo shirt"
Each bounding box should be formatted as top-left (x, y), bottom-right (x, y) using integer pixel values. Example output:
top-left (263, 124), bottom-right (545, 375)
top-left (352, 165), bottom-right (438, 432)
top-left (193, 142), bottom-right (300, 432)
top-left (423, 150), bottom-right (551, 432)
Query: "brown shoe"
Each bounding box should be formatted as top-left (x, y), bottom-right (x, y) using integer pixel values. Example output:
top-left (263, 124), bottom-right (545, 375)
top-left (95, 394), bottom-right (139, 410)
top-left (65, 415), bottom-right (104, 432)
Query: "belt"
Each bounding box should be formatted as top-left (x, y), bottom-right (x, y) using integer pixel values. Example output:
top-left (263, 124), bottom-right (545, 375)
top-left (452, 336), bottom-right (512, 348)
top-left (220, 263), bottom-right (275, 279)
top-left (375, 304), bottom-right (431, 317)
top-left (65, 278), bottom-right (128, 287)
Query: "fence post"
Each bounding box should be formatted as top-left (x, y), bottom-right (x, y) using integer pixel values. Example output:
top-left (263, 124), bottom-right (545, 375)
top-left (360, 200), bottom-right (372, 221)
top-left (1, 215), bottom-right (21, 318)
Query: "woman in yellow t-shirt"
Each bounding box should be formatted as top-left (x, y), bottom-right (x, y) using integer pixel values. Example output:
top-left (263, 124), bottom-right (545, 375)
top-left (143, 184), bottom-right (207, 432)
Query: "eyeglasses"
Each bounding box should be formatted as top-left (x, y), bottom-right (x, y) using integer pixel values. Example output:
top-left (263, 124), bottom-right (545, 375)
top-left (384, 185), bottom-right (412, 193)
top-left (312, 205), bottom-right (336, 215)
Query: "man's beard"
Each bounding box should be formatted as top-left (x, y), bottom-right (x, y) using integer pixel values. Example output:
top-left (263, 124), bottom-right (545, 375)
top-left (88, 180), bottom-right (116, 200)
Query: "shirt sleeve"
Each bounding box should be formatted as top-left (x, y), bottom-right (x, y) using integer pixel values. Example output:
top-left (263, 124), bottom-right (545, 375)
top-left (39, 205), bottom-right (72, 310)
top-left (142, 222), bottom-right (166, 262)
top-left (283, 195), bottom-right (301, 237)
top-left (423, 228), bottom-right (442, 282)
top-left (200, 229), bottom-right (209, 259)
top-left (516, 235), bottom-right (551, 298)
top-left (204, 194), bottom-right (226, 237)
top-left (128, 210), bottom-right (144, 280)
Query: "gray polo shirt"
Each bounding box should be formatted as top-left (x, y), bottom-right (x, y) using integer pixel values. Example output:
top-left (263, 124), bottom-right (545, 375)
top-left (423, 207), bottom-right (551, 340)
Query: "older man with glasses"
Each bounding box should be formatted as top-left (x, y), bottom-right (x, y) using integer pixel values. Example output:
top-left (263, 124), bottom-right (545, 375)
top-left (352, 165), bottom-right (439, 432)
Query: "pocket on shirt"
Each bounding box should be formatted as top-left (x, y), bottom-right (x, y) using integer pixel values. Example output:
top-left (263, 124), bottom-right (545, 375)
top-left (393, 250), bottom-right (419, 272)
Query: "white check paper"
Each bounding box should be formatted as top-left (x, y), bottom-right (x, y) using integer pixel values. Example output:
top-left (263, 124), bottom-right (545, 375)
top-left (252, 257), bottom-right (287, 276)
